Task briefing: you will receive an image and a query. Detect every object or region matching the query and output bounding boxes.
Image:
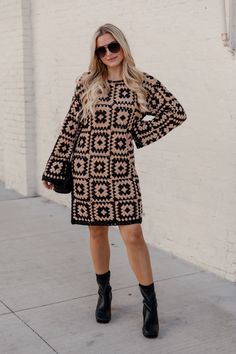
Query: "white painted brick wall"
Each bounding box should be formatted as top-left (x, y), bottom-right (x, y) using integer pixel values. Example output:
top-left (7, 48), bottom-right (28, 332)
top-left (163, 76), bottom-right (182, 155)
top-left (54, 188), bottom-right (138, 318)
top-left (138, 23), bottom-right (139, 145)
top-left (0, 0), bottom-right (36, 195)
top-left (0, 0), bottom-right (235, 282)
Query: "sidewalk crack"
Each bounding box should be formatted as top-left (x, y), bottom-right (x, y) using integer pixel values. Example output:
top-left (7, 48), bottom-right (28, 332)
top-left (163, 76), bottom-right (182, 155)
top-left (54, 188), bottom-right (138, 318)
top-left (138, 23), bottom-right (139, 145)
top-left (0, 300), bottom-right (60, 354)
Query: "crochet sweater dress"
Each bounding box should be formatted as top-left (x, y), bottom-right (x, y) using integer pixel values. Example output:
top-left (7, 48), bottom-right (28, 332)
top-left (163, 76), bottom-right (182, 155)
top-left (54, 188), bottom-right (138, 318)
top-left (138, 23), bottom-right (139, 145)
top-left (42, 71), bottom-right (187, 226)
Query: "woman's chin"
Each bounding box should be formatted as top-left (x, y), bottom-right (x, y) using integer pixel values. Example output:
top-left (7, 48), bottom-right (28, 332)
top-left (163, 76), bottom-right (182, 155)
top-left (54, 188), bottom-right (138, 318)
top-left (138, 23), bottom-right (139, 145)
top-left (106, 60), bottom-right (122, 68)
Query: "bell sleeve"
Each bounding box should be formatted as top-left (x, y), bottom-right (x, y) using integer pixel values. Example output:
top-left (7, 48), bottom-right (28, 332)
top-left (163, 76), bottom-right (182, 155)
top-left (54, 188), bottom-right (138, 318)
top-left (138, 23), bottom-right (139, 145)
top-left (131, 73), bottom-right (187, 149)
top-left (41, 76), bottom-right (84, 184)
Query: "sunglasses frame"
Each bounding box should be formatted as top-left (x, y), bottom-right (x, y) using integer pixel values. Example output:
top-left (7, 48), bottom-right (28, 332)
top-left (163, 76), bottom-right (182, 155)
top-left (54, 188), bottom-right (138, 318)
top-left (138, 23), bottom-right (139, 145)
top-left (95, 41), bottom-right (121, 59)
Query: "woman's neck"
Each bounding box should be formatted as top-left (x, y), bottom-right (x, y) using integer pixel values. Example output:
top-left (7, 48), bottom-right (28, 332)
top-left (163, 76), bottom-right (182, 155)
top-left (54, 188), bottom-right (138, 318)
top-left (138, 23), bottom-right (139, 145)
top-left (107, 66), bottom-right (123, 81)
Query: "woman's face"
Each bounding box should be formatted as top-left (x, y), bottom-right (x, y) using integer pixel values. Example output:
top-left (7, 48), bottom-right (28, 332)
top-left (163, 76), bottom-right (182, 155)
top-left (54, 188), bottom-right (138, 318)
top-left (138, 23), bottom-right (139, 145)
top-left (96, 33), bottom-right (124, 68)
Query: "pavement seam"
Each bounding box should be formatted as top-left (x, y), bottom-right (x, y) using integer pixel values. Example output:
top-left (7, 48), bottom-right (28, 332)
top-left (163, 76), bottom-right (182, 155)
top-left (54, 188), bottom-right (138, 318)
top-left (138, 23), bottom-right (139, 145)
top-left (0, 270), bottom-right (203, 315)
top-left (157, 270), bottom-right (204, 282)
top-left (0, 196), bottom-right (40, 202)
top-left (0, 229), bottom-right (76, 243)
top-left (0, 300), bottom-right (61, 354)
top-left (0, 311), bottom-right (12, 316)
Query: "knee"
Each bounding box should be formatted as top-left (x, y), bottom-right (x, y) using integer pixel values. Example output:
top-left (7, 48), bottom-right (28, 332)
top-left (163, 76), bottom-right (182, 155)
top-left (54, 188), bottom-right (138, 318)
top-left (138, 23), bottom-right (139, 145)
top-left (89, 226), bottom-right (108, 240)
top-left (123, 232), bottom-right (145, 247)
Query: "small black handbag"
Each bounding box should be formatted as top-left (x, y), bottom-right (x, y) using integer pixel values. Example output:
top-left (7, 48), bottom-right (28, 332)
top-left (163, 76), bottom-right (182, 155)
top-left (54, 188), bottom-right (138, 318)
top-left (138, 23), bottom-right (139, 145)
top-left (53, 160), bottom-right (73, 194)
top-left (53, 122), bottom-right (82, 194)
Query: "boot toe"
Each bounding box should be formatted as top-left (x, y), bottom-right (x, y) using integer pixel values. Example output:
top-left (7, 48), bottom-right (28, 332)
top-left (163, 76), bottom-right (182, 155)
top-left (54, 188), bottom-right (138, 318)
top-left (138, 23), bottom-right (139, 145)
top-left (142, 324), bottom-right (159, 338)
top-left (96, 314), bottom-right (111, 323)
top-left (95, 307), bottom-right (111, 323)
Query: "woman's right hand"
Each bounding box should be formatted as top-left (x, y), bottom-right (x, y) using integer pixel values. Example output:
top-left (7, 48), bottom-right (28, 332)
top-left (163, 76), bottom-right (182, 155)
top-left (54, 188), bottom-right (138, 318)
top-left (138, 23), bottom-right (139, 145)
top-left (42, 180), bottom-right (54, 190)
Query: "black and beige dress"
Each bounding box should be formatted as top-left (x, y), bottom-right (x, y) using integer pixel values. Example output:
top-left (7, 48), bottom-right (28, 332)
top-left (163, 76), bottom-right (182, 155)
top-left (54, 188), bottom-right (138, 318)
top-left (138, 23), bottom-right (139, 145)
top-left (42, 71), bottom-right (187, 226)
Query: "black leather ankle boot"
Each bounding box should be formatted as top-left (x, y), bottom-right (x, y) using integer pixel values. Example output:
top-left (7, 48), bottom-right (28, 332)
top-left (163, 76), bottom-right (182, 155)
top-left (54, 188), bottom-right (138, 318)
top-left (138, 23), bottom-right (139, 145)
top-left (95, 270), bottom-right (112, 323)
top-left (139, 282), bottom-right (159, 338)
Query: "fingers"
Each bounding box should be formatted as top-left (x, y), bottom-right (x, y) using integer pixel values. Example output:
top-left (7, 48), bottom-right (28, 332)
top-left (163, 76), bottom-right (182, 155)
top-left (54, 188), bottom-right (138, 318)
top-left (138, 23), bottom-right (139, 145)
top-left (42, 180), bottom-right (54, 190)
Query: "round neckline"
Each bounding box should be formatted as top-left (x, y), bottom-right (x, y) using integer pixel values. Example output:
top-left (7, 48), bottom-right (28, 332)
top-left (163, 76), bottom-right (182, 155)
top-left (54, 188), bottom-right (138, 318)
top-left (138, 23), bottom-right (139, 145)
top-left (107, 79), bottom-right (124, 83)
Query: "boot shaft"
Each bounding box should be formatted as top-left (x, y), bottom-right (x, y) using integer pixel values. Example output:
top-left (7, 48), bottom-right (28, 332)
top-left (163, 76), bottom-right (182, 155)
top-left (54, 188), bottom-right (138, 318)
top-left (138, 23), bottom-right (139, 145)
top-left (96, 270), bottom-right (111, 287)
top-left (139, 283), bottom-right (158, 308)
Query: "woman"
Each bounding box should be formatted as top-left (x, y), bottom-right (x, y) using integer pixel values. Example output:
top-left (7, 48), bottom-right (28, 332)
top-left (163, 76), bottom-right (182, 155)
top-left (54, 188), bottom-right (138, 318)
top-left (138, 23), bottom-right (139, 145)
top-left (42, 23), bottom-right (187, 338)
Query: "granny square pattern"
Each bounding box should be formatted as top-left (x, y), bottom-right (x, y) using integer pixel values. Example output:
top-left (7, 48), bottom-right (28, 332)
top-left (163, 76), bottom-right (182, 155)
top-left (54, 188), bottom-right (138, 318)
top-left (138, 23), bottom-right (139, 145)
top-left (42, 72), bottom-right (187, 225)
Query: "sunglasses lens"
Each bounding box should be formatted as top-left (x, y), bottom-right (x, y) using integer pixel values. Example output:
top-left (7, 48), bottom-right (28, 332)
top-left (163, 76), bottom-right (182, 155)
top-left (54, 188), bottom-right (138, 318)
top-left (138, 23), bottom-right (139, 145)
top-left (95, 47), bottom-right (106, 58)
top-left (108, 42), bottom-right (121, 53)
top-left (95, 42), bottom-right (121, 58)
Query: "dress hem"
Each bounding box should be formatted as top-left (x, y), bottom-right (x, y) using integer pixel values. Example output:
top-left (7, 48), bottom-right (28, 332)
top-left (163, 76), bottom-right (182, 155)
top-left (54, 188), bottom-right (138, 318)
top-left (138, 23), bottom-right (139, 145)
top-left (71, 218), bottom-right (142, 226)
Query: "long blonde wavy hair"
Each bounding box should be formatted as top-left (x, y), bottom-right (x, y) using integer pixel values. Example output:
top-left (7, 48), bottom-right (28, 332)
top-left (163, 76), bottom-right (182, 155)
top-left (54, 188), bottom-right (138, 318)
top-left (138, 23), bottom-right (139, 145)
top-left (76, 23), bottom-right (149, 125)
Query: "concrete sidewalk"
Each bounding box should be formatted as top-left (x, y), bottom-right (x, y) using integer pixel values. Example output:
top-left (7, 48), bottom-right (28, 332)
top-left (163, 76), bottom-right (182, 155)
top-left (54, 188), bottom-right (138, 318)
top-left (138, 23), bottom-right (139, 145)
top-left (0, 182), bottom-right (236, 354)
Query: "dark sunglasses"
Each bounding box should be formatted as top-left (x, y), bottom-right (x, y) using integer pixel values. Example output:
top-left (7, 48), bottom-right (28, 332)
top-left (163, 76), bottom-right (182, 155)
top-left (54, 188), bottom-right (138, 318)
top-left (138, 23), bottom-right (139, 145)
top-left (95, 41), bottom-right (121, 59)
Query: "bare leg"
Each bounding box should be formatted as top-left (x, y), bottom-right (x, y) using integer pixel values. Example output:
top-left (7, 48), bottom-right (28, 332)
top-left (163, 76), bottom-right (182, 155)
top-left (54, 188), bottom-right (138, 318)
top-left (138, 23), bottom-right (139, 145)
top-left (119, 223), bottom-right (154, 285)
top-left (119, 223), bottom-right (159, 338)
top-left (88, 225), bottom-right (110, 274)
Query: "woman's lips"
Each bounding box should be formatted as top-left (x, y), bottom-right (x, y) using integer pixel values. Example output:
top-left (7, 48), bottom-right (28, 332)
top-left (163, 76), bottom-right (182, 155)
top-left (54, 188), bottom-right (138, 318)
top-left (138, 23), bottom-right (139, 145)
top-left (108, 57), bottom-right (117, 61)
